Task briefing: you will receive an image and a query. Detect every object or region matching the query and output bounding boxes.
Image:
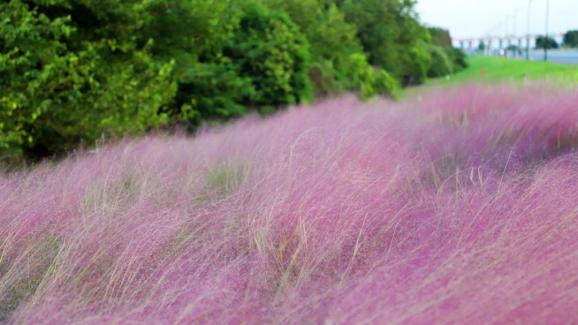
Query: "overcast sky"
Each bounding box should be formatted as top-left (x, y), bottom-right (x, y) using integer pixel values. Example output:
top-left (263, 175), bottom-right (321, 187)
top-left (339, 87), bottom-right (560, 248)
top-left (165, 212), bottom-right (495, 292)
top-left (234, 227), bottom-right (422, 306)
top-left (416, 0), bottom-right (578, 39)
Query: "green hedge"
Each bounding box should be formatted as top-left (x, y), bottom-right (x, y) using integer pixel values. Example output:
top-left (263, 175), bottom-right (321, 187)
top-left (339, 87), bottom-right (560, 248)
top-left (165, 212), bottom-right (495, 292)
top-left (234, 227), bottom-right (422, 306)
top-left (1, 0), bottom-right (463, 162)
top-left (426, 45), bottom-right (453, 78)
top-left (0, 0), bottom-right (176, 161)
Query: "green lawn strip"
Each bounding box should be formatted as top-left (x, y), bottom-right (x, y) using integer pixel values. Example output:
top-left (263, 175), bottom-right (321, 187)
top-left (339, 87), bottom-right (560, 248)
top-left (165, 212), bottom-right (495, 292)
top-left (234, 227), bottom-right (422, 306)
top-left (428, 56), bottom-right (578, 87)
top-left (400, 56), bottom-right (578, 98)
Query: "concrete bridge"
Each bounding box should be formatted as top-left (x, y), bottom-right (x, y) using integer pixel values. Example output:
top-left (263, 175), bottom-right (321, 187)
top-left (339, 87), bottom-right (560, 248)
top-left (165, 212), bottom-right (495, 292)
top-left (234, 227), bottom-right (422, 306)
top-left (453, 33), bottom-right (565, 54)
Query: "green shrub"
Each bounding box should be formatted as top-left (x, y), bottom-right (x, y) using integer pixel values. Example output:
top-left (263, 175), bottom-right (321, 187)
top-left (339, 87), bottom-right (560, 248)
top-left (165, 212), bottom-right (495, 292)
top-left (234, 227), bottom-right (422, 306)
top-left (564, 30), bottom-right (578, 48)
top-left (263, 1), bottom-right (366, 96)
top-left (445, 47), bottom-right (468, 71)
top-left (1, 0), bottom-right (454, 162)
top-left (174, 63), bottom-right (254, 127)
top-left (225, 2), bottom-right (312, 111)
top-left (428, 27), bottom-right (452, 47)
top-left (399, 42), bottom-right (432, 86)
top-left (347, 53), bottom-right (398, 99)
top-left (426, 45), bottom-right (454, 78)
top-left (340, 0), bottom-right (431, 86)
top-left (307, 60), bottom-right (342, 96)
top-left (142, 0), bottom-right (251, 125)
top-left (427, 27), bottom-right (469, 76)
top-left (0, 0), bottom-right (72, 160)
top-left (0, 0), bottom-right (175, 160)
top-left (373, 68), bottom-right (398, 98)
top-left (536, 36), bottom-right (559, 50)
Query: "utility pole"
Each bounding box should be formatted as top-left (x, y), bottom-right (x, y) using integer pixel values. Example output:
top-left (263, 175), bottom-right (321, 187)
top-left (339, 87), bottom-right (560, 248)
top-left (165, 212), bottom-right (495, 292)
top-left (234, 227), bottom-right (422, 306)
top-left (526, 0), bottom-right (533, 60)
top-left (544, 0), bottom-right (550, 61)
top-left (513, 9), bottom-right (519, 36)
top-left (513, 9), bottom-right (520, 58)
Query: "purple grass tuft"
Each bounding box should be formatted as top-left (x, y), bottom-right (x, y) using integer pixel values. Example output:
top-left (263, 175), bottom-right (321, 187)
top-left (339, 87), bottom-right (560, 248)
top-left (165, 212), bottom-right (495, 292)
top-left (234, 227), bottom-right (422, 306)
top-left (2, 84), bottom-right (578, 324)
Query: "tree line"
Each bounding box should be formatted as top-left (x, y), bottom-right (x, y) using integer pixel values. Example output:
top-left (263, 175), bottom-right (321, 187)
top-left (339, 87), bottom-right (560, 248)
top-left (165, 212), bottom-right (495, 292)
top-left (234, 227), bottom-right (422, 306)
top-left (535, 30), bottom-right (578, 50)
top-left (0, 0), bottom-right (467, 162)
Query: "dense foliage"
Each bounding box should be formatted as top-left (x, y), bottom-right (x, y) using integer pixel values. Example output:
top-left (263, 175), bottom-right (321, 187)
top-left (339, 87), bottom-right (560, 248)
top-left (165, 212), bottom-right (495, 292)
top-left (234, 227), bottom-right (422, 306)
top-left (445, 47), bottom-right (468, 71)
top-left (426, 44), bottom-right (453, 78)
top-left (426, 27), bottom-right (467, 77)
top-left (536, 35), bottom-right (559, 50)
top-left (226, 3), bottom-right (312, 113)
top-left (428, 27), bottom-right (452, 47)
top-left (0, 0), bottom-right (176, 160)
top-left (340, 0), bottom-right (433, 85)
top-left (1, 0), bottom-right (465, 161)
top-left (563, 30), bottom-right (578, 48)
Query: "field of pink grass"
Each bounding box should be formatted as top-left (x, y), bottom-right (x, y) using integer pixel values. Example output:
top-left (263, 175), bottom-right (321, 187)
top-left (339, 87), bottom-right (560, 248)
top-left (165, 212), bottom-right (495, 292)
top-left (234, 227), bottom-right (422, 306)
top-left (1, 83), bottom-right (578, 324)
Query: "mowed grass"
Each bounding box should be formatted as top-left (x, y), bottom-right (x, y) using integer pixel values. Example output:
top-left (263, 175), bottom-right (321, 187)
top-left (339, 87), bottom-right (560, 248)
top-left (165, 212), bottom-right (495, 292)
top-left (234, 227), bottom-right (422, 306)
top-left (429, 55), bottom-right (578, 86)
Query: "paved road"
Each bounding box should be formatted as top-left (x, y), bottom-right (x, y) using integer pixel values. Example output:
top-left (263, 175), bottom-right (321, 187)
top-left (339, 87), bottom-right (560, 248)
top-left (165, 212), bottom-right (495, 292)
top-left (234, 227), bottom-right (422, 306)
top-left (529, 50), bottom-right (578, 65)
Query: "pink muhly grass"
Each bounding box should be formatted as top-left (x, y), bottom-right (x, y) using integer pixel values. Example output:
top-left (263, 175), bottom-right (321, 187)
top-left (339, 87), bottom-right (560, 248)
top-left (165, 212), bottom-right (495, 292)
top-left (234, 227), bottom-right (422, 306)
top-left (1, 84), bottom-right (578, 324)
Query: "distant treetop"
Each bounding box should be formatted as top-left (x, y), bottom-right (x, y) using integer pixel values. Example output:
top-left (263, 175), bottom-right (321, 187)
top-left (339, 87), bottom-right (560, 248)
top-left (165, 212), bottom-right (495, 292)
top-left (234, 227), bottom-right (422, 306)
top-left (564, 30), bottom-right (578, 48)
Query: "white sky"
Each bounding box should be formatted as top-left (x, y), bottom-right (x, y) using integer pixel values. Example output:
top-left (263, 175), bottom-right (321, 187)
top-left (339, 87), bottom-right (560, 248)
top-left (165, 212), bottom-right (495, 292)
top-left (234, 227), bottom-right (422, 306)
top-left (416, 0), bottom-right (578, 39)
